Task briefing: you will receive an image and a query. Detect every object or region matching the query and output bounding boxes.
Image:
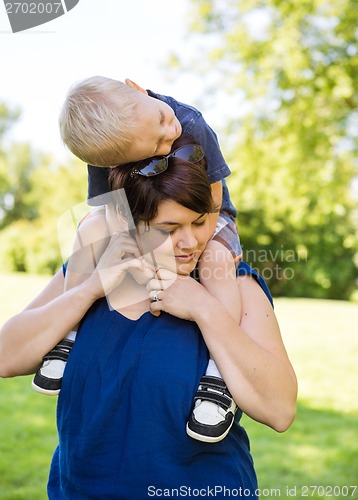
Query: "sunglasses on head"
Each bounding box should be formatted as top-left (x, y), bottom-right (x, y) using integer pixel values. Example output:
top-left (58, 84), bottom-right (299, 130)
top-left (131, 144), bottom-right (205, 177)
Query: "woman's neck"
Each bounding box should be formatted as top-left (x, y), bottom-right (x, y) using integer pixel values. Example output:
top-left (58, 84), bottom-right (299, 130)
top-left (106, 273), bottom-right (151, 320)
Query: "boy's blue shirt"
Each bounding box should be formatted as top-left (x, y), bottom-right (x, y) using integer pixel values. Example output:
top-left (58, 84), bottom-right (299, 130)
top-left (87, 90), bottom-right (237, 219)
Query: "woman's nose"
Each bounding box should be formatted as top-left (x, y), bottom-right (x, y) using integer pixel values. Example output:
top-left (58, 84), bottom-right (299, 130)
top-left (177, 230), bottom-right (197, 250)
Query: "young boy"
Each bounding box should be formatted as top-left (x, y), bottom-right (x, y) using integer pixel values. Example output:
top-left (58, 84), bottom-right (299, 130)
top-left (32, 76), bottom-right (243, 443)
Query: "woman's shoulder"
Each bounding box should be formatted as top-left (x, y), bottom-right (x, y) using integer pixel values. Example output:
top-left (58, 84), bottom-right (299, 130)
top-left (237, 262), bottom-right (273, 307)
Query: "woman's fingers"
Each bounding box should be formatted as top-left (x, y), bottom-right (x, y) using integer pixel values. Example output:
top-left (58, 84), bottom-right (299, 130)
top-left (148, 290), bottom-right (162, 317)
top-left (146, 268), bottom-right (178, 316)
top-left (97, 256), bottom-right (146, 296)
top-left (147, 272), bottom-right (199, 322)
top-left (146, 268), bottom-right (177, 291)
top-left (128, 261), bottom-right (156, 285)
top-left (107, 231), bottom-right (141, 259)
top-left (105, 204), bottom-right (141, 260)
top-left (149, 290), bottom-right (163, 302)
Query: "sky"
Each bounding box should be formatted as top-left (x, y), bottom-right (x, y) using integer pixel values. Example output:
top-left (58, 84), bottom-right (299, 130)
top-left (0, 0), bottom-right (195, 161)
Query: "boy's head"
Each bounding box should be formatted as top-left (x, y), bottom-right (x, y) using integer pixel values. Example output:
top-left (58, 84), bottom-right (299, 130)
top-left (59, 76), bottom-right (182, 167)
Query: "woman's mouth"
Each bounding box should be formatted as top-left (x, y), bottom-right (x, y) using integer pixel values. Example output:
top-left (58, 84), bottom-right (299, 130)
top-left (175, 253), bottom-right (196, 263)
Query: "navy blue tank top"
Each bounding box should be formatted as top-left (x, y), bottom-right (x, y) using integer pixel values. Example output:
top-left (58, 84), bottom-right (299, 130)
top-left (48, 263), bottom-right (268, 499)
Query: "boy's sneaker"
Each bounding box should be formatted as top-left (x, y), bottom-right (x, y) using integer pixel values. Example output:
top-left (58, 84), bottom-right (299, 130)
top-left (32, 339), bottom-right (74, 396)
top-left (186, 375), bottom-right (238, 443)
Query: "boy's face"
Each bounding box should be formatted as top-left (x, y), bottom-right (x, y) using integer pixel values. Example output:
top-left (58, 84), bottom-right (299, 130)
top-left (122, 90), bottom-right (182, 164)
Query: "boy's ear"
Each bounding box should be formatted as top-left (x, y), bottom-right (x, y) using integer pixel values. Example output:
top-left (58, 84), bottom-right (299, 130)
top-left (125, 78), bottom-right (148, 95)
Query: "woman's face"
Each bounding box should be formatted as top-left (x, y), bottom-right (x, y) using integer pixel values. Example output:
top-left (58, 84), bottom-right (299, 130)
top-left (136, 200), bottom-right (211, 276)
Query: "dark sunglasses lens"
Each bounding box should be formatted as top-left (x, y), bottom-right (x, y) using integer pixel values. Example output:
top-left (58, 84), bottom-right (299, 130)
top-left (139, 157), bottom-right (168, 176)
top-left (173, 145), bottom-right (203, 163)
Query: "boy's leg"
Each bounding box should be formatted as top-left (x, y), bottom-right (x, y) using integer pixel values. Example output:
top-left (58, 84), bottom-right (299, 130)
top-left (32, 207), bottom-right (109, 395)
top-left (186, 218), bottom-right (242, 442)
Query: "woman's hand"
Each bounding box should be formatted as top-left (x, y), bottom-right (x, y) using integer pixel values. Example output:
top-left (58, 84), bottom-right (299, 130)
top-left (89, 231), bottom-right (149, 299)
top-left (147, 268), bottom-right (207, 321)
top-left (105, 202), bottom-right (155, 286)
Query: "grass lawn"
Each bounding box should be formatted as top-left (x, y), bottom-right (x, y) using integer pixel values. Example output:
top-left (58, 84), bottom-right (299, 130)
top-left (243, 298), bottom-right (358, 499)
top-left (1, 273), bottom-right (358, 499)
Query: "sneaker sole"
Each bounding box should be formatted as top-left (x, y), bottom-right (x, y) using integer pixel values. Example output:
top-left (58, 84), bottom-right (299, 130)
top-left (186, 421), bottom-right (233, 443)
top-left (31, 380), bottom-right (60, 396)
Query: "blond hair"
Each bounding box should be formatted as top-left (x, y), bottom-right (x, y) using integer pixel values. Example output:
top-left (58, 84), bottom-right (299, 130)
top-left (59, 76), bottom-right (138, 166)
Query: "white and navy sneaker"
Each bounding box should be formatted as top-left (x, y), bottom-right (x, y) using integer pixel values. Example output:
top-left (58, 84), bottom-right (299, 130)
top-left (32, 339), bottom-right (74, 396)
top-left (186, 375), bottom-right (238, 443)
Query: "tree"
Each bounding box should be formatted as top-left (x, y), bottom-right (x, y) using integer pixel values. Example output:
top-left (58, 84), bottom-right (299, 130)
top-left (0, 101), bottom-right (88, 274)
top-left (0, 102), bottom-right (30, 229)
top-left (0, 143), bottom-right (40, 229)
top-left (0, 102), bottom-right (19, 139)
top-left (171, 0), bottom-right (358, 299)
top-left (0, 154), bottom-right (88, 274)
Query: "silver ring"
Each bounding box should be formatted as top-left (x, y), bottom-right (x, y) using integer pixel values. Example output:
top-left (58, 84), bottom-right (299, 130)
top-left (152, 291), bottom-right (159, 302)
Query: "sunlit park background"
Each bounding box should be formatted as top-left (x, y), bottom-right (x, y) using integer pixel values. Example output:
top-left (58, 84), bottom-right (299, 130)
top-left (1, 0), bottom-right (358, 498)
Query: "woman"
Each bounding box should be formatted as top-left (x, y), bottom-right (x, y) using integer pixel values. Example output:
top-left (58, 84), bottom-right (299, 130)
top-left (0, 138), bottom-right (297, 499)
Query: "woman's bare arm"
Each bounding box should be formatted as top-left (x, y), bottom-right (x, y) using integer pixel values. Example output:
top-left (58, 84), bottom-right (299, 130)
top-left (148, 272), bottom-right (297, 432)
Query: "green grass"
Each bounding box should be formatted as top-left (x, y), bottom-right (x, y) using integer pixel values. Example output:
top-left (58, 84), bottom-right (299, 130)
top-left (0, 273), bottom-right (56, 500)
top-left (243, 298), bottom-right (358, 499)
top-left (1, 273), bottom-right (358, 499)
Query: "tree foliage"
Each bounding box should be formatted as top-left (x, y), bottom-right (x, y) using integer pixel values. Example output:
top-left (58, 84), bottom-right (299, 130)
top-left (174, 0), bottom-right (358, 298)
top-left (0, 103), bottom-right (87, 274)
top-left (1, 2), bottom-right (358, 300)
top-left (0, 102), bottom-right (20, 140)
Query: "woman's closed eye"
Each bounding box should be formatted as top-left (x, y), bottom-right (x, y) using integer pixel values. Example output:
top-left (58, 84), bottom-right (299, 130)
top-left (157, 220), bottom-right (206, 236)
top-left (193, 220), bottom-right (206, 227)
top-left (157, 227), bottom-right (176, 236)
